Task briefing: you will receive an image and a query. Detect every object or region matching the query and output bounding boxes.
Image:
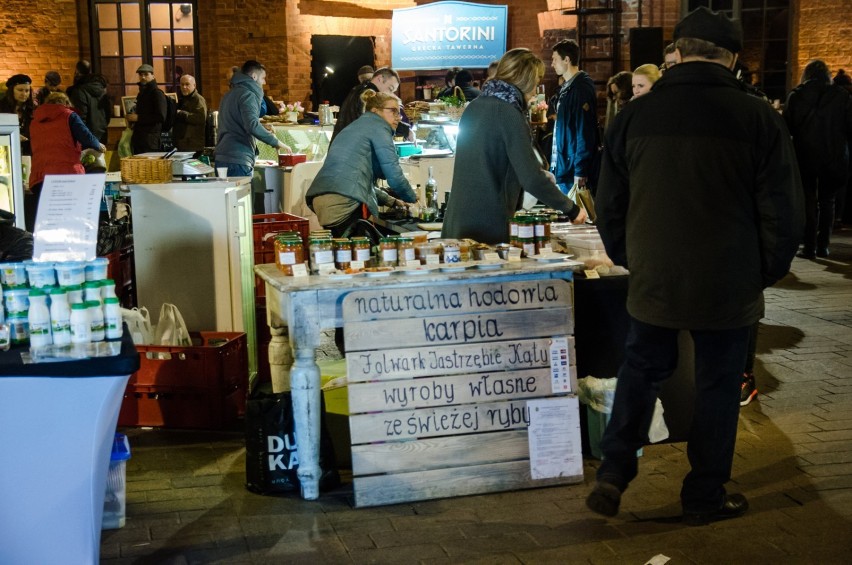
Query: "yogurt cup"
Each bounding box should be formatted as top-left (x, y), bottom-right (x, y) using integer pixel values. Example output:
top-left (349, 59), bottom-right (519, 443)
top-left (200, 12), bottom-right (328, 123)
top-left (4, 288), bottom-right (31, 315)
top-left (0, 262), bottom-right (29, 288)
top-left (54, 261), bottom-right (87, 286)
top-left (24, 261), bottom-right (56, 288)
top-left (85, 257), bottom-right (110, 281)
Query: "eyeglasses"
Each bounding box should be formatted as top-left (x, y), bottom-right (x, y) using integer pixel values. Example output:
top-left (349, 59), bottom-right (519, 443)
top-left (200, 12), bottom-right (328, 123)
top-left (381, 106), bottom-right (401, 116)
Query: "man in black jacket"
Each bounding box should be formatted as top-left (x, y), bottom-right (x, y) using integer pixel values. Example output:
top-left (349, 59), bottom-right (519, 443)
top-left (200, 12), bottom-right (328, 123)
top-left (66, 61), bottom-right (110, 143)
top-left (785, 59), bottom-right (852, 258)
top-left (126, 64), bottom-right (166, 154)
top-left (588, 7), bottom-right (803, 526)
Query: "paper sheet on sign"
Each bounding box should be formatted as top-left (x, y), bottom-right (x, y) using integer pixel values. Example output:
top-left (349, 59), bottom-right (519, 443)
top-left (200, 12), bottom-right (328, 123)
top-left (527, 396), bottom-right (582, 480)
top-left (33, 174), bottom-right (105, 262)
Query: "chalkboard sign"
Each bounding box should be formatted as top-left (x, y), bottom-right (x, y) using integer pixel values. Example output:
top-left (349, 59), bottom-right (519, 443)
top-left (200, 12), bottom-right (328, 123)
top-left (343, 279), bottom-right (582, 507)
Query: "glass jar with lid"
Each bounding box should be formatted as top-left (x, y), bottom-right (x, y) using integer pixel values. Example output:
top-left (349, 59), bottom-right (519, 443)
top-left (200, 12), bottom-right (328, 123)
top-left (275, 235), bottom-right (304, 276)
top-left (308, 237), bottom-right (334, 273)
top-left (332, 238), bottom-right (352, 270)
top-left (379, 237), bottom-right (399, 267)
top-left (350, 237), bottom-right (372, 265)
top-left (397, 236), bottom-right (415, 265)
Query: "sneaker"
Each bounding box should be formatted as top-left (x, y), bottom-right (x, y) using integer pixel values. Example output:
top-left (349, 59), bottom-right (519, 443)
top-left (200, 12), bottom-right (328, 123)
top-left (740, 373), bottom-right (758, 406)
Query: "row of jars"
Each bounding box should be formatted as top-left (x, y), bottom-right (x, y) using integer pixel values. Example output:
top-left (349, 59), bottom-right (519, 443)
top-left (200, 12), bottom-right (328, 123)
top-left (273, 232), bottom-right (480, 275)
top-left (509, 211), bottom-right (554, 256)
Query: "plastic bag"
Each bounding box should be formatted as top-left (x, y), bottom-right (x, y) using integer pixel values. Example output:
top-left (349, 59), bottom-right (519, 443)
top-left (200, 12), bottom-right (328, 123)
top-left (576, 376), bottom-right (617, 413)
top-left (153, 303), bottom-right (191, 346)
top-left (121, 307), bottom-right (153, 345)
top-left (577, 376), bottom-right (669, 443)
top-left (117, 127), bottom-right (133, 158)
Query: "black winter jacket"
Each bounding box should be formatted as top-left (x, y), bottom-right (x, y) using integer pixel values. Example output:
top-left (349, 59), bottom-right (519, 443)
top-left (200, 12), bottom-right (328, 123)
top-left (131, 80), bottom-right (166, 154)
top-left (784, 80), bottom-right (852, 179)
top-left (596, 62), bottom-right (804, 330)
top-left (67, 74), bottom-right (110, 143)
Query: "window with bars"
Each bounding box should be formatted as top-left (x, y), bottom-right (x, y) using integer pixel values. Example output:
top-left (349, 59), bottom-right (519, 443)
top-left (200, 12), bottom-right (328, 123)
top-left (683, 0), bottom-right (790, 101)
top-left (91, 1), bottom-right (199, 103)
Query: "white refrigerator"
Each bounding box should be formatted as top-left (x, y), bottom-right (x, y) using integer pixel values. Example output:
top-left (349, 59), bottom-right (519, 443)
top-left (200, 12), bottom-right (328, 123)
top-left (0, 113), bottom-right (26, 229)
top-left (129, 177), bottom-right (257, 378)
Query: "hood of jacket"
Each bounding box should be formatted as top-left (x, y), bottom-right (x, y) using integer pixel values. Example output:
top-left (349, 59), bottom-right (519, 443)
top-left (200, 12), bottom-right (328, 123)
top-left (229, 71), bottom-right (263, 100)
top-left (33, 103), bottom-right (73, 124)
top-left (73, 74), bottom-right (107, 96)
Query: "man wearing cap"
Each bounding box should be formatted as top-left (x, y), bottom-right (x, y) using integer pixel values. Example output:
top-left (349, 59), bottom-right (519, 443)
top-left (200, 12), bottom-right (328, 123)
top-left (126, 64), bottom-right (167, 154)
top-left (588, 7), bottom-right (803, 526)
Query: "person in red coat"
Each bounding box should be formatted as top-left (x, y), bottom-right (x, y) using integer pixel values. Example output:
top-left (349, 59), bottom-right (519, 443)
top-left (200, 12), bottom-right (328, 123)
top-left (26, 91), bottom-right (105, 231)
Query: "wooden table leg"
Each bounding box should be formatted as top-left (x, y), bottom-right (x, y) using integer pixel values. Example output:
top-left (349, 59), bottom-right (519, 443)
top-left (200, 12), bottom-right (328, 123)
top-left (289, 345), bottom-right (322, 500)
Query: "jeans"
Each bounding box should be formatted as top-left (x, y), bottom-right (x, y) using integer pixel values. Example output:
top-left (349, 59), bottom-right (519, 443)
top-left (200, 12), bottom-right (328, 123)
top-left (597, 316), bottom-right (750, 513)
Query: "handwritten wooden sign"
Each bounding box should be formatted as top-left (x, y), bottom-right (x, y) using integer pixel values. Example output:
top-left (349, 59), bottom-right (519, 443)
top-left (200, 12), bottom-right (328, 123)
top-left (342, 278), bottom-right (581, 507)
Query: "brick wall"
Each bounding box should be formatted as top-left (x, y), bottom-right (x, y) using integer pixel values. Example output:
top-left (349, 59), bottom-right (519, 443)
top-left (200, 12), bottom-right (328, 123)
top-left (0, 0), bottom-right (81, 93)
top-left (792, 0), bottom-right (852, 85)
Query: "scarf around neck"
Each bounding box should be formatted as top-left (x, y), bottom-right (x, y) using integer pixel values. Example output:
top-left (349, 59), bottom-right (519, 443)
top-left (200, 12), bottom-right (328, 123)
top-left (481, 79), bottom-right (527, 114)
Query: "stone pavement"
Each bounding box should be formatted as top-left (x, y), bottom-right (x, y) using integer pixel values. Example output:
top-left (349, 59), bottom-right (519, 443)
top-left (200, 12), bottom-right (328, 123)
top-left (101, 232), bottom-right (852, 564)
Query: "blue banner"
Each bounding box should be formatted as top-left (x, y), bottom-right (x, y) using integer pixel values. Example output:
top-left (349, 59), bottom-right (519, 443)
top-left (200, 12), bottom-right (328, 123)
top-left (392, 2), bottom-right (508, 71)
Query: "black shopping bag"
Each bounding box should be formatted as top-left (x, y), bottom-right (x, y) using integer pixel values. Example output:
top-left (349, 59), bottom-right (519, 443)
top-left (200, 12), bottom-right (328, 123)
top-left (245, 391), bottom-right (340, 495)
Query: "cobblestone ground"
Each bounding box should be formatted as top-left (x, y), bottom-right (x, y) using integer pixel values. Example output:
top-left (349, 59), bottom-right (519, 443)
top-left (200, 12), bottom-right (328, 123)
top-left (102, 231), bottom-right (852, 564)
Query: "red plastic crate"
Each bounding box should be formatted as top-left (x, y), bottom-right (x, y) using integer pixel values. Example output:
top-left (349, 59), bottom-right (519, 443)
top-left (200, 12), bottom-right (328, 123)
top-left (118, 332), bottom-right (248, 429)
top-left (252, 213), bottom-right (309, 305)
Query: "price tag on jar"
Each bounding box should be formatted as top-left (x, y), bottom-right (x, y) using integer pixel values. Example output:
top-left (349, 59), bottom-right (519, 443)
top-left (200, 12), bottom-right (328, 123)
top-left (483, 252), bottom-right (500, 262)
top-left (291, 263), bottom-right (309, 277)
top-left (425, 254), bottom-right (440, 265)
top-left (350, 260), bottom-right (365, 271)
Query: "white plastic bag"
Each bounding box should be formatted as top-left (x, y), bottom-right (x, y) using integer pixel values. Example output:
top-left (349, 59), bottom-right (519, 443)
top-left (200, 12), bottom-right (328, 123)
top-left (153, 303), bottom-right (192, 346)
top-left (121, 307), bottom-right (153, 345)
top-left (577, 376), bottom-right (669, 443)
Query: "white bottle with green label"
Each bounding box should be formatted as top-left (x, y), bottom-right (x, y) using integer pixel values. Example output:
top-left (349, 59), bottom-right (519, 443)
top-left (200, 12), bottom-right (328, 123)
top-left (104, 297), bottom-right (122, 340)
top-left (48, 287), bottom-right (72, 346)
top-left (28, 288), bottom-right (52, 348)
top-left (70, 302), bottom-right (91, 344)
top-left (88, 300), bottom-right (105, 342)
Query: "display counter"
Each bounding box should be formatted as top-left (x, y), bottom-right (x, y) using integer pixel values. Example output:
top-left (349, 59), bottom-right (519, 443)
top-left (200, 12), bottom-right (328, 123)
top-left (0, 333), bottom-right (140, 565)
top-left (256, 124), bottom-right (333, 162)
top-left (255, 260), bottom-right (580, 500)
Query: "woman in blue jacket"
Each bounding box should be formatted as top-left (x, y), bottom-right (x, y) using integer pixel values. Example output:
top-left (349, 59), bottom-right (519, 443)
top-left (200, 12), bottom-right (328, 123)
top-left (306, 90), bottom-right (416, 237)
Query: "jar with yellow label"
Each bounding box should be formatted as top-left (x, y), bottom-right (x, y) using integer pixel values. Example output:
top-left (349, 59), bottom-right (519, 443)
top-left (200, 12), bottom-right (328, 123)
top-left (379, 237), bottom-right (398, 267)
top-left (332, 238), bottom-right (352, 270)
top-left (351, 237), bottom-right (371, 265)
top-left (275, 235), bottom-right (304, 276)
top-left (397, 236), bottom-right (415, 265)
top-left (308, 237), bottom-right (334, 273)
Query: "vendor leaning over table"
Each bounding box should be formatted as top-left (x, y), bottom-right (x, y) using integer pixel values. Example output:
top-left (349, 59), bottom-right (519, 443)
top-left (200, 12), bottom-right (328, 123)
top-left (305, 90), bottom-right (417, 238)
top-left (441, 48), bottom-right (587, 245)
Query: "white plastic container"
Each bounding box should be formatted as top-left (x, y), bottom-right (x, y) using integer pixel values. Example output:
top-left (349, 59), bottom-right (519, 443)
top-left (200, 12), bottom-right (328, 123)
top-left (102, 433), bottom-right (131, 530)
top-left (54, 262), bottom-right (87, 286)
top-left (85, 257), bottom-right (110, 282)
top-left (27, 289), bottom-right (52, 348)
top-left (0, 262), bottom-right (28, 288)
top-left (23, 261), bottom-right (56, 288)
top-left (69, 302), bottom-right (91, 344)
top-left (104, 297), bottom-right (122, 340)
top-left (8, 314), bottom-right (29, 346)
top-left (48, 287), bottom-right (72, 346)
top-left (4, 287), bottom-right (30, 316)
top-left (83, 281), bottom-right (103, 307)
top-left (64, 284), bottom-right (84, 305)
top-left (88, 300), bottom-right (105, 342)
top-left (101, 279), bottom-right (118, 301)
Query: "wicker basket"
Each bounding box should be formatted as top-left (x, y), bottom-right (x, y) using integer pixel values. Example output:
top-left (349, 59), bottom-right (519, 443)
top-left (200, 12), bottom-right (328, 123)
top-left (120, 157), bottom-right (173, 184)
top-left (444, 86), bottom-right (467, 122)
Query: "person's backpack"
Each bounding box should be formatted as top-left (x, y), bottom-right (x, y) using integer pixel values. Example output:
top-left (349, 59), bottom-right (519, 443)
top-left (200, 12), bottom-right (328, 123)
top-left (162, 92), bottom-right (177, 132)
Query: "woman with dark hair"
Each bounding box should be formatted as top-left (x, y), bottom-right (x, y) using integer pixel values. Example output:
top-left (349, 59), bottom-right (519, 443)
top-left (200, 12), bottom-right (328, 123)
top-left (0, 74), bottom-right (36, 155)
top-left (605, 71), bottom-right (632, 129)
top-left (441, 48), bottom-right (586, 244)
top-left (306, 90), bottom-right (416, 238)
top-left (785, 59), bottom-right (852, 258)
